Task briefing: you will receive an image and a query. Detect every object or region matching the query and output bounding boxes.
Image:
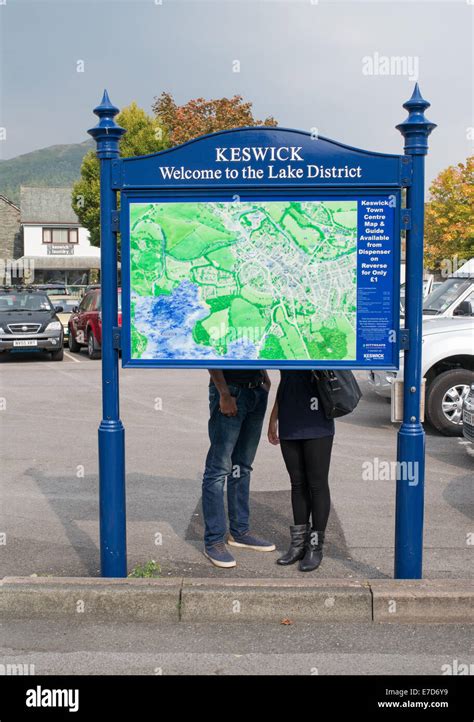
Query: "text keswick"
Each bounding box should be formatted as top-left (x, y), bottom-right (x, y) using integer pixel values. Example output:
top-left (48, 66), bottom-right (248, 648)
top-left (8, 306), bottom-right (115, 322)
top-left (158, 146), bottom-right (363, 181)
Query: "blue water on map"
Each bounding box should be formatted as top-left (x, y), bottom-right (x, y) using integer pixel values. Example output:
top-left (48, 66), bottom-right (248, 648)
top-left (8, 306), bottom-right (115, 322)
top-left (133, 280), bottom-right (258, 360)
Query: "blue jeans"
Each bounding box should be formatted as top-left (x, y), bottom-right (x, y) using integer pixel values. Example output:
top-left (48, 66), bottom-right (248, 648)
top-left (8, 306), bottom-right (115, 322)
top-left (202, 384), bottom-right (268, 547)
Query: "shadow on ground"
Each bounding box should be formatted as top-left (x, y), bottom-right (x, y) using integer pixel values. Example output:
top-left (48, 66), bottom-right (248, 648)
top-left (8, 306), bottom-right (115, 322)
top-left (2, 469), bottom-right (388, 580)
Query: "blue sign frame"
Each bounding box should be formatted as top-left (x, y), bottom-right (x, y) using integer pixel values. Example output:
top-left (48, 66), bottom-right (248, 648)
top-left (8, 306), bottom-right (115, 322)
top-left (89, 86), bottom-right (435, 580)
top-left (120, 187), bottom-right (401, 370)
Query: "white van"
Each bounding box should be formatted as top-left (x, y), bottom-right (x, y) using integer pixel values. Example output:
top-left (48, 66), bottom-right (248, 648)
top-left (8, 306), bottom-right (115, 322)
top-left (421, 259), bottom-right (474, 320)
top-left (368, 316), bottom-right (474, 436)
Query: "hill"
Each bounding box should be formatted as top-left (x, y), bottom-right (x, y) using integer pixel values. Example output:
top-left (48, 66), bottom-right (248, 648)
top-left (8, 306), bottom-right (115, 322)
top-left (0, 140), bottom-right (94, 205)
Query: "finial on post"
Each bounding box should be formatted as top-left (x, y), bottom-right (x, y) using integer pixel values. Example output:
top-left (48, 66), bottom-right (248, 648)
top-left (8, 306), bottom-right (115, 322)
top-left (88, 90), bottom-right (126, 159)
top-left (396, 84), bottom-right (436, 155)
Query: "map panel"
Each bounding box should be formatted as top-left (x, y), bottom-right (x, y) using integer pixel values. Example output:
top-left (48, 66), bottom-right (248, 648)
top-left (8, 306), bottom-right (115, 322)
top-left (128, 200), bottom-right (359, 362)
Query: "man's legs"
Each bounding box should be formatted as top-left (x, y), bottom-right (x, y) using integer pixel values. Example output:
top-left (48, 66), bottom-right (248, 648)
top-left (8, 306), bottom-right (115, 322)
top-left (202, 385), bottom-right (244, 547)
top-left (227, 386), bottom-right (268, 539)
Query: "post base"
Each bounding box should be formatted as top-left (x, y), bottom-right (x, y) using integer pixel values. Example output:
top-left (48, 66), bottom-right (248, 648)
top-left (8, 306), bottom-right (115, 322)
top-left (98, 419), bottom-right (127, 577)
top-left (395, 422), bottom-right (425, 579)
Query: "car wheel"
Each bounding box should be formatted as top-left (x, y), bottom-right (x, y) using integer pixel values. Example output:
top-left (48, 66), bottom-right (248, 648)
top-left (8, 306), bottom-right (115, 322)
top-left (50, 346), bottom-right (64, 361)
top-left (68, 329), bottom-right (81, 353)
top-left (87, 330), bottom-right (101, 360)
top-left (425, 369), bottom-right (474, 436)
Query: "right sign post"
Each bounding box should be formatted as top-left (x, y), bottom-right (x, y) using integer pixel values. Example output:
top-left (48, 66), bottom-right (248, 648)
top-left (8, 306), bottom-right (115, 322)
top-left (395, 84), bottom-right (436, 578)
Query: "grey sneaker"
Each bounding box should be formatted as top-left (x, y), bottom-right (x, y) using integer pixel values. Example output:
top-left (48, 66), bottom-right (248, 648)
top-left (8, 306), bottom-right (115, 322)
top-left (204, 542), bottom-right (236, 568)
top-left (228, 532), bottom-right (276, 552)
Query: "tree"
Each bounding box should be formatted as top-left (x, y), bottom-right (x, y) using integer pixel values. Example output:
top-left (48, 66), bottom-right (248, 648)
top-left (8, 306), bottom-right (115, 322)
top-left (73, 95), bottom-right (277, 249)
top-left (152, 92), bottom-right (277, 147)
top-left (424, 156), bottom-right (474, 271)
top-left (72, 102), bottom-right (166, 247)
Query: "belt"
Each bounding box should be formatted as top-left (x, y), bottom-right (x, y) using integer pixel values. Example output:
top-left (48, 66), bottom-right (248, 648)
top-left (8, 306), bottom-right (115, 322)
top-left (231, 380), bottom-right (263, 389)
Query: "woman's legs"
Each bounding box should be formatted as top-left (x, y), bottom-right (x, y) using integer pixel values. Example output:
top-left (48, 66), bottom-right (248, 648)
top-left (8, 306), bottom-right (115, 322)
top-left (302, 436), bottom-right (334, 531)
top-left (280, 439), bottom-right (311, 525)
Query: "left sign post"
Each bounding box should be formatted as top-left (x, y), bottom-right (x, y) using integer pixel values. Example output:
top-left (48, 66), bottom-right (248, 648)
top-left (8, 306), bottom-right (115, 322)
top-left (89, 91), bottom-right (128, 577)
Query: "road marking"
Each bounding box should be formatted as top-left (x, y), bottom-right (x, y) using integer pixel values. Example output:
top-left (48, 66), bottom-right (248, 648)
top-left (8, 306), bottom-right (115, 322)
top-left (64, 351), bottom-right (81, 363)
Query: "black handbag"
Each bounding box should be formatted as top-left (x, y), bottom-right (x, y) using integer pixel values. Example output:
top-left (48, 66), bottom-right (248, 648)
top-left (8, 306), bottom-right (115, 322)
top-left (311, 370), bottom-right (362, 420)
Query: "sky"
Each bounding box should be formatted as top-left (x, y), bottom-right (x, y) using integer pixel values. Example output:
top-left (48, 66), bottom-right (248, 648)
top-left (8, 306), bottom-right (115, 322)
top-left (0, 0), bottom-right (472, 188)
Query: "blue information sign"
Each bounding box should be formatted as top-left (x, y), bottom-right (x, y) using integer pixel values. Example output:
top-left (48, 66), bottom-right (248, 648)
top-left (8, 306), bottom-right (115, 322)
top-left (118, 129), bottom-right (404, 369)
top-left (89, 87), bottom-right (435, 580)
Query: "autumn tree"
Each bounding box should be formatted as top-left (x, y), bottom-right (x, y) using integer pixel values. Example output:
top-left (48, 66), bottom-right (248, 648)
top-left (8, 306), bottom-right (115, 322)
top-left (152, 93), bottom-right (277, 147)
top-left (424, 156), bottom-right (474, 271)
top-left (72, 102), bottom-right (166, 247)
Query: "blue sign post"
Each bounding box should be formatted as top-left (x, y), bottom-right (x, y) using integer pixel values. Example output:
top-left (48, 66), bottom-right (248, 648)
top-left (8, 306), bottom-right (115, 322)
top-left (89, 92), bottom-right (127, 578)
top-left (89, 86), bottom-right (434, 579)
top-left (395, 86), bottom-right (436, 578)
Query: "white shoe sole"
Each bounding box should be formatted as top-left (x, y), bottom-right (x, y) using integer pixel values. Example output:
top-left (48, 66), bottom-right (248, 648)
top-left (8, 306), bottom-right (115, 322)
top-left (203, 550), bottom-right (236, 568)
top-left (228, 538), bottom-right (276, 552)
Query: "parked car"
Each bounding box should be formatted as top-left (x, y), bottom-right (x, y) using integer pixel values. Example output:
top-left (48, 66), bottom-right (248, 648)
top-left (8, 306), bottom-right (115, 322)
top-left (68, 287), bottom-right (122, 359)
top-left (54, 297), bottom-right (81, 343)
top-left (0, 288), bottom-right (64, 360)
top-left (368, 317), bottom-right (474, 436)
top-left (31, 283), bottom-right (71, 297)
top-left (462, 384), bottom-right (474, 443)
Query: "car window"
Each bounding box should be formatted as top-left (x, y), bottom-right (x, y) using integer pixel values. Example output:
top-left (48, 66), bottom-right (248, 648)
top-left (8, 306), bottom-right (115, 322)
top-left (89, 292), bottom-right (100, 312)
top-left (423, 278), bottom-right (472, 315)
top-left (0, 293), bottom-right (52, 311)
top-left (79, 293), bottom-right (94, 312)
top-left (58, 299), bottom-right (80, 313)
top-left (95, 293), bottom-right (121, 311)
top-left (454, 290), bottom-right (474, 316)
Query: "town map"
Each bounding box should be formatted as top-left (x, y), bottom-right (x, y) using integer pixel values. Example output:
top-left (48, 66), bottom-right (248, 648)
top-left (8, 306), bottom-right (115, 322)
top-left (129, 200), bottom-right (358, 361)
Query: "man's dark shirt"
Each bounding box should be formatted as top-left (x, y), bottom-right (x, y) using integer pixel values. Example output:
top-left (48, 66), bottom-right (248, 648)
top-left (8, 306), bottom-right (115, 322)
top-left (210, 370), bottom-right (264, 386)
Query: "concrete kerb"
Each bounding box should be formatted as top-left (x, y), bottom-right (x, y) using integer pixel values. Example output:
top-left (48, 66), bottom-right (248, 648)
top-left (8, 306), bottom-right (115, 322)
top-left (0, 577), bottom-right (472, 624)
top-left (369, 579), bottom-right (474, 624)
top-left (180, 578), bottom-right (371, 622)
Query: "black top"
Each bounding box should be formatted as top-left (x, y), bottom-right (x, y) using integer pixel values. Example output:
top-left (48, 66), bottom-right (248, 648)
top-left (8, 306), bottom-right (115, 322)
top-left (277, 370), bottom-right (335, 440)
top-left (209, 370), bottom-right (264, 386)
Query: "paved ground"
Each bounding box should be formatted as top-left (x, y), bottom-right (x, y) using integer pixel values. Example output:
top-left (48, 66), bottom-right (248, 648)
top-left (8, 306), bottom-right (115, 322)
top-left (0, 618), bottom-right (472, 675)
top-left (0, 349), bottom-right (473, 579)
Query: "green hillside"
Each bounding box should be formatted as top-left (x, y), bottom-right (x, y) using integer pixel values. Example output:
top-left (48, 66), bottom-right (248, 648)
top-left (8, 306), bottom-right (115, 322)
top-left (0, 140), bottom-right (94, 205)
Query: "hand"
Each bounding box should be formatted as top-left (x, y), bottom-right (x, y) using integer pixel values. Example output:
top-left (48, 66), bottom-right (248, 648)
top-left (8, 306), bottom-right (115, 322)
top-left (219, 392), bottom-right (238, 417)
top-left (268, 417), bottom-right (279, 445)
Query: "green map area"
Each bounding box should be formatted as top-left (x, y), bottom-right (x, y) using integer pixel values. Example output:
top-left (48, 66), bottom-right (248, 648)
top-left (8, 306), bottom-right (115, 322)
top-left (129, 200), bottom-right (358, 361)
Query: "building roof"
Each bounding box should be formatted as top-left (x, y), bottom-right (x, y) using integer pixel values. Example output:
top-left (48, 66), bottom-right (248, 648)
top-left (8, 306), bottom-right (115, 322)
top-left (20, 187), bottom-right (79, 224)
top-left (18, 256), bottom-right (102, 270)
top-left (0, 194), bottom-right (20, 212)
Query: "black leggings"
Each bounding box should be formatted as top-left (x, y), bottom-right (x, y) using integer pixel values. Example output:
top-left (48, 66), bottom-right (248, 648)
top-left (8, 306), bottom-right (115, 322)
top-left (280, 436), bottom-right (334, 530)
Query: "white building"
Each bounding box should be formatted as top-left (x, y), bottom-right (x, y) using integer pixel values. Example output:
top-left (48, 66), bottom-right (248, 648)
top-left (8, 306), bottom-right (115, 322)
top-left (19, 186), bottom-right (100, 286)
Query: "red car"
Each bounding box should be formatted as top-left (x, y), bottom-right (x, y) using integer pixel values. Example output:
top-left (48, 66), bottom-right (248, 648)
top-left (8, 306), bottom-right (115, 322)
top-left (68, 287), bottom-right (122, 359)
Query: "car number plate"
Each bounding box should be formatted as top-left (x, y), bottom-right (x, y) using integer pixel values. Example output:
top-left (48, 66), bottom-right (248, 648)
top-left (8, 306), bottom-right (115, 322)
top-left (463, 409), bottom-right (473, 426)
top-left (13, 339), bottom-right (38, 347)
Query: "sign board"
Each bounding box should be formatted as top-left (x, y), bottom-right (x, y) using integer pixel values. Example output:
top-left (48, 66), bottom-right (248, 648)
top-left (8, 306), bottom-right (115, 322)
top-left (47, 244), bottom-right (74, 255)
top-left (119, 128), bottom-right (404, 369)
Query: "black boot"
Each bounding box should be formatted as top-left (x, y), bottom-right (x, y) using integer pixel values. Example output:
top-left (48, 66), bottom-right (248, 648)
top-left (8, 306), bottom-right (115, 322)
top-left (299, 529), bottom-right (325, 572)
top-left (276, 524), bottom-right (309, 566)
